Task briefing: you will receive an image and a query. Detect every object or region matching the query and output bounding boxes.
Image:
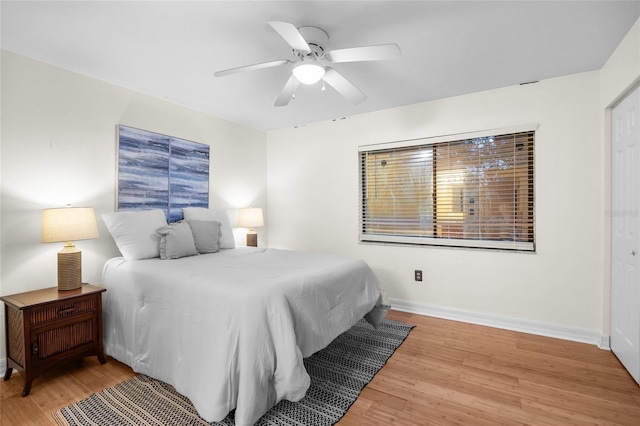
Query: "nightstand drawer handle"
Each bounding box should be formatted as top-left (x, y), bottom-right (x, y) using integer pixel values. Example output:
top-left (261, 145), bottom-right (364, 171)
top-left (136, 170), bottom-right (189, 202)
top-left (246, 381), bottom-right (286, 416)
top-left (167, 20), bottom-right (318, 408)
top-left (57, 307), bottom-right (76, 315)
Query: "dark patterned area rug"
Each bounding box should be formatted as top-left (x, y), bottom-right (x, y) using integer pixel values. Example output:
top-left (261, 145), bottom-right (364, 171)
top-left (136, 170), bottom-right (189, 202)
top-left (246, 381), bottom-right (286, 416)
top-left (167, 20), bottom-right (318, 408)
top-left (53, 318), bottom-right (414, 426)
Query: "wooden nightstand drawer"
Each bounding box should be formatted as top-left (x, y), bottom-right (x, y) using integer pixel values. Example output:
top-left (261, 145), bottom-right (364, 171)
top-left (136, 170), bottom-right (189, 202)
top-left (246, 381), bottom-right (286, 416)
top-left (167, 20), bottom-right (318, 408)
top-left (31, 297), bottom-right (98, 326)
top-left (35, 317), bottom-right (96, 359)
top-left (2, 284), bottom-right (106, 396)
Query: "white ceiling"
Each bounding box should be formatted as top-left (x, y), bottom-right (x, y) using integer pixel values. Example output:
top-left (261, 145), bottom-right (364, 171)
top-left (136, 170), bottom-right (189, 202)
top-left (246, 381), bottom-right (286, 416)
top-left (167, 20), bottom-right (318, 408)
top-left (2, 1), bottom-right (639, 131)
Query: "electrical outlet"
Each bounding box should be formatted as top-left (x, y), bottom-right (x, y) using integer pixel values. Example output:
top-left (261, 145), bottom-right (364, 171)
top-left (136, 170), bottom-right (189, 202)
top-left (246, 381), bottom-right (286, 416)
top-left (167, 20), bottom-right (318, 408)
top-left (414, 270), bottom-right (422, 282)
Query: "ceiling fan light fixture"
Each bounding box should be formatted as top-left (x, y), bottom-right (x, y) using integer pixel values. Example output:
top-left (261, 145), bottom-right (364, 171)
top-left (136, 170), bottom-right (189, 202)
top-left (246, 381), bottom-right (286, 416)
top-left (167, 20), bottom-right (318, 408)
top-left (292, 62), bottom-right (325, 85)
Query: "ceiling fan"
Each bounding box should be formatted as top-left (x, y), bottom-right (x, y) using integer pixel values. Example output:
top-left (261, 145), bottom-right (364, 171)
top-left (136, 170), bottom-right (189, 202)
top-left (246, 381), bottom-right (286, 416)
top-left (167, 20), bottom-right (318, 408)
top-left (214, 21), bottom-right (401, 106)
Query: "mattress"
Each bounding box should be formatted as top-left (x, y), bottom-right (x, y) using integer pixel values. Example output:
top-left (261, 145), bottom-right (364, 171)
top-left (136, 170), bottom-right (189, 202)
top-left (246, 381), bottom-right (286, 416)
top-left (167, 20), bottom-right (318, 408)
top-left (101, 247), bottom-right (382, 426)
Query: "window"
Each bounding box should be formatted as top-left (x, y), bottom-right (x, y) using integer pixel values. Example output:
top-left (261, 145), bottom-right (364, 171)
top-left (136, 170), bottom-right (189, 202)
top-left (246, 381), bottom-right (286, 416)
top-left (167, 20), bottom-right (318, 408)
top-left (359, 126), bottom-right (535, 251)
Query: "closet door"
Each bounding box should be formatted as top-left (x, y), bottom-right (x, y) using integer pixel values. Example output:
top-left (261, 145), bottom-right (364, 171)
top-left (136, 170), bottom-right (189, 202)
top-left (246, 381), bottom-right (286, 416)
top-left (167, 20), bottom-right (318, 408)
top-left (611, 86), bottom-right (640, 384)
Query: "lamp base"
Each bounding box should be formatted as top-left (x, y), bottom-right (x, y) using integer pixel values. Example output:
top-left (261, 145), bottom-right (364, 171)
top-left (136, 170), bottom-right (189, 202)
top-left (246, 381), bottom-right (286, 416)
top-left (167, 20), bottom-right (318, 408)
top-left (58, 245), bottom-right (82, 290)
top-left (246, 232), bottom-right (257, 247)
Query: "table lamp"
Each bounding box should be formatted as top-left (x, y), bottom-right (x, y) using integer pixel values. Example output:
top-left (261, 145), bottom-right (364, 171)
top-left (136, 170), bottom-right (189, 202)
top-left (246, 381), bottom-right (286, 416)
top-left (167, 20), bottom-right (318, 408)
top-left (42, 206), bottom-right (99, 290)
top-left (237, 207), bottom-right (264, 247)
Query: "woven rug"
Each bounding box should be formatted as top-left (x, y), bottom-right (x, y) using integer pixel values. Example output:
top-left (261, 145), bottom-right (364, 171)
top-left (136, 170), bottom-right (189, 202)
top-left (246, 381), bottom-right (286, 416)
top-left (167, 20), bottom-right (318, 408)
top-left (53, 318), bottom-right (414, 426)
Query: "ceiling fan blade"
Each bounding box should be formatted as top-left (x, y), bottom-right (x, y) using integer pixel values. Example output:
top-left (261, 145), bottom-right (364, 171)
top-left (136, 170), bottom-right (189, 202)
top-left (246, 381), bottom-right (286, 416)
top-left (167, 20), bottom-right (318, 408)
top-left (323, 67), bottom-right (367, 105)
top-left (327, 43), bottom-right (401, 63)
top-left (214, 60), bottom-right (290, 77)
top-left (268, 21), bottom-right (311, 53)
top-left (274, 75), bottom-right (300, 107)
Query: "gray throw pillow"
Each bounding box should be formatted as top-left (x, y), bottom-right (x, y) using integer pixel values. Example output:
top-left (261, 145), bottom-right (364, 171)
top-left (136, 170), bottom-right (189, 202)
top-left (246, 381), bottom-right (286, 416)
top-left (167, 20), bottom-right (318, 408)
top-left (187, 220), bottom-right (222, 254)
top-left (182, 208), bottom-right (235, 249)
top-left (156, 221), bottom-right (198, 260)
top-left (364, 304), bottom-right (391, 329)
top-left (364, 290), bottom-right (391, 329)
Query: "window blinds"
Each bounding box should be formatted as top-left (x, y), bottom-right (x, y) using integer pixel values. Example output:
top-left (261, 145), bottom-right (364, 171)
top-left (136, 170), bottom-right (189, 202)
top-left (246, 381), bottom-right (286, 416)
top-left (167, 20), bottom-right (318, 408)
top-left (359, 129), bottom-right (535, 251)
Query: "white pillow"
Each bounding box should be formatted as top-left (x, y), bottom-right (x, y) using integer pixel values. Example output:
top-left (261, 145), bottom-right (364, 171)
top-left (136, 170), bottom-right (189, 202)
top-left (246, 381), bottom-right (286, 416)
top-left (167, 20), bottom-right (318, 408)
top-left (156, 221), bottom-right (198, 259)
top-left (102, 209), bottom-right (168, 260)
top-left (182, 208), bottom-right (235, 249)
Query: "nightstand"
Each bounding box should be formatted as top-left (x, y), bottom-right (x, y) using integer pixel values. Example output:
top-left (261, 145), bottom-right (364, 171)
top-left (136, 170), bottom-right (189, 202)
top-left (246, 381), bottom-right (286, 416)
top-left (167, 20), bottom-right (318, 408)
top-left (1, 284), bottom-right (106, 396)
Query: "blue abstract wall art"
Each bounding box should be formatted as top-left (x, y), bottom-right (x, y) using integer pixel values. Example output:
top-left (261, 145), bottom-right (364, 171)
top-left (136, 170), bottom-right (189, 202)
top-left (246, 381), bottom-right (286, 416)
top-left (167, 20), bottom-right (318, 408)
top-left (117, 125), bottom-right (210, 222)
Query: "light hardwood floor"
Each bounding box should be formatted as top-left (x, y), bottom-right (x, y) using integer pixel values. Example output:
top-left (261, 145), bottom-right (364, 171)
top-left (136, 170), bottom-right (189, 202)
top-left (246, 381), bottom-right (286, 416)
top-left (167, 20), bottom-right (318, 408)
top-left (1, 310), bottom-right (639, 425)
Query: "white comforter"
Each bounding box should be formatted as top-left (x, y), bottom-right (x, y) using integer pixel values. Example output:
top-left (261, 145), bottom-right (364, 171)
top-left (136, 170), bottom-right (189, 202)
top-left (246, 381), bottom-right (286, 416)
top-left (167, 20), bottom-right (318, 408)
top-left (101, 248), bottom-right (382, 426)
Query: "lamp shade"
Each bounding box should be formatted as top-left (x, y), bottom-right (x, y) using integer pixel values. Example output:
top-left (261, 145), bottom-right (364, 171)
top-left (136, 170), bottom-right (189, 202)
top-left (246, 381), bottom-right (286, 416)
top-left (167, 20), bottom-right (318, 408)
top-left (237, 207), bottom-right (264, 228)
top-left (292, 62), bottom-right (325, 85)
top-left (42, 207), bottom-right (99, 243)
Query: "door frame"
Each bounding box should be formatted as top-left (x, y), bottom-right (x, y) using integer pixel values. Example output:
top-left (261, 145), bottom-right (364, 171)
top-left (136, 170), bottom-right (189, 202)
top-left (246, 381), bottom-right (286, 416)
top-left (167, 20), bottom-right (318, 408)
top-left (609, 84), bottom-right (640, 384)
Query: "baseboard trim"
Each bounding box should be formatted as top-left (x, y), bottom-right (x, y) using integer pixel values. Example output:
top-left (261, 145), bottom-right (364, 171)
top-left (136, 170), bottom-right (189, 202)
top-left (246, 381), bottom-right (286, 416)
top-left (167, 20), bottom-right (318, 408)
top-left (0, 359), bottom-right (6, 377)
top-left (390, 298), bottom-right (606, 348)
top-left (599, 335), bottom-right (611, 351)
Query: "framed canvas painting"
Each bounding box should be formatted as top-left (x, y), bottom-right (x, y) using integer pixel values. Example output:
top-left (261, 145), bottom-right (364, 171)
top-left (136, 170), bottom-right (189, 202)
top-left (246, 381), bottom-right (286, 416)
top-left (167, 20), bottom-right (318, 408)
top-left (117, 125), bottom-right (210, 222)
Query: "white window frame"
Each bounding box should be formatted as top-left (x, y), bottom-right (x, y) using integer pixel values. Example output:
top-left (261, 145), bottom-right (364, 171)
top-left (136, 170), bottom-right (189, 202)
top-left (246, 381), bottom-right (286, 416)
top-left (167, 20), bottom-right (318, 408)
top-left (358, 124), bottom-right (537, 251)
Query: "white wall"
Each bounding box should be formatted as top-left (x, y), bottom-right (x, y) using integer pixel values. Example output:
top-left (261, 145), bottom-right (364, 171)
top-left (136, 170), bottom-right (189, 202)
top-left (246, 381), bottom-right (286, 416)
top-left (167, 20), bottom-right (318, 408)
top-left (267, 70), bottom-right (606, 342)
top-left (602, 18), bottom-right (640, 108)
top-left (0, 51), bottom-right (268, 360)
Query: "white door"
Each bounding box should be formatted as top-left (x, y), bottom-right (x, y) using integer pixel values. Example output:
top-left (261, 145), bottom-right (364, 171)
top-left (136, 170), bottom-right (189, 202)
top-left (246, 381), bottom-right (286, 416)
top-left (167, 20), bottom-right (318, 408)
top-left (611, 86), bottom-right (640, 384)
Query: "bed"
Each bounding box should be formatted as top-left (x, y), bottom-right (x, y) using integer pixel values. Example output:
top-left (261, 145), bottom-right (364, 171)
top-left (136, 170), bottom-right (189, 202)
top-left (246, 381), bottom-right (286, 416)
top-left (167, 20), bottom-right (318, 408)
top-left (100, 208), bottom-right (385, 426)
